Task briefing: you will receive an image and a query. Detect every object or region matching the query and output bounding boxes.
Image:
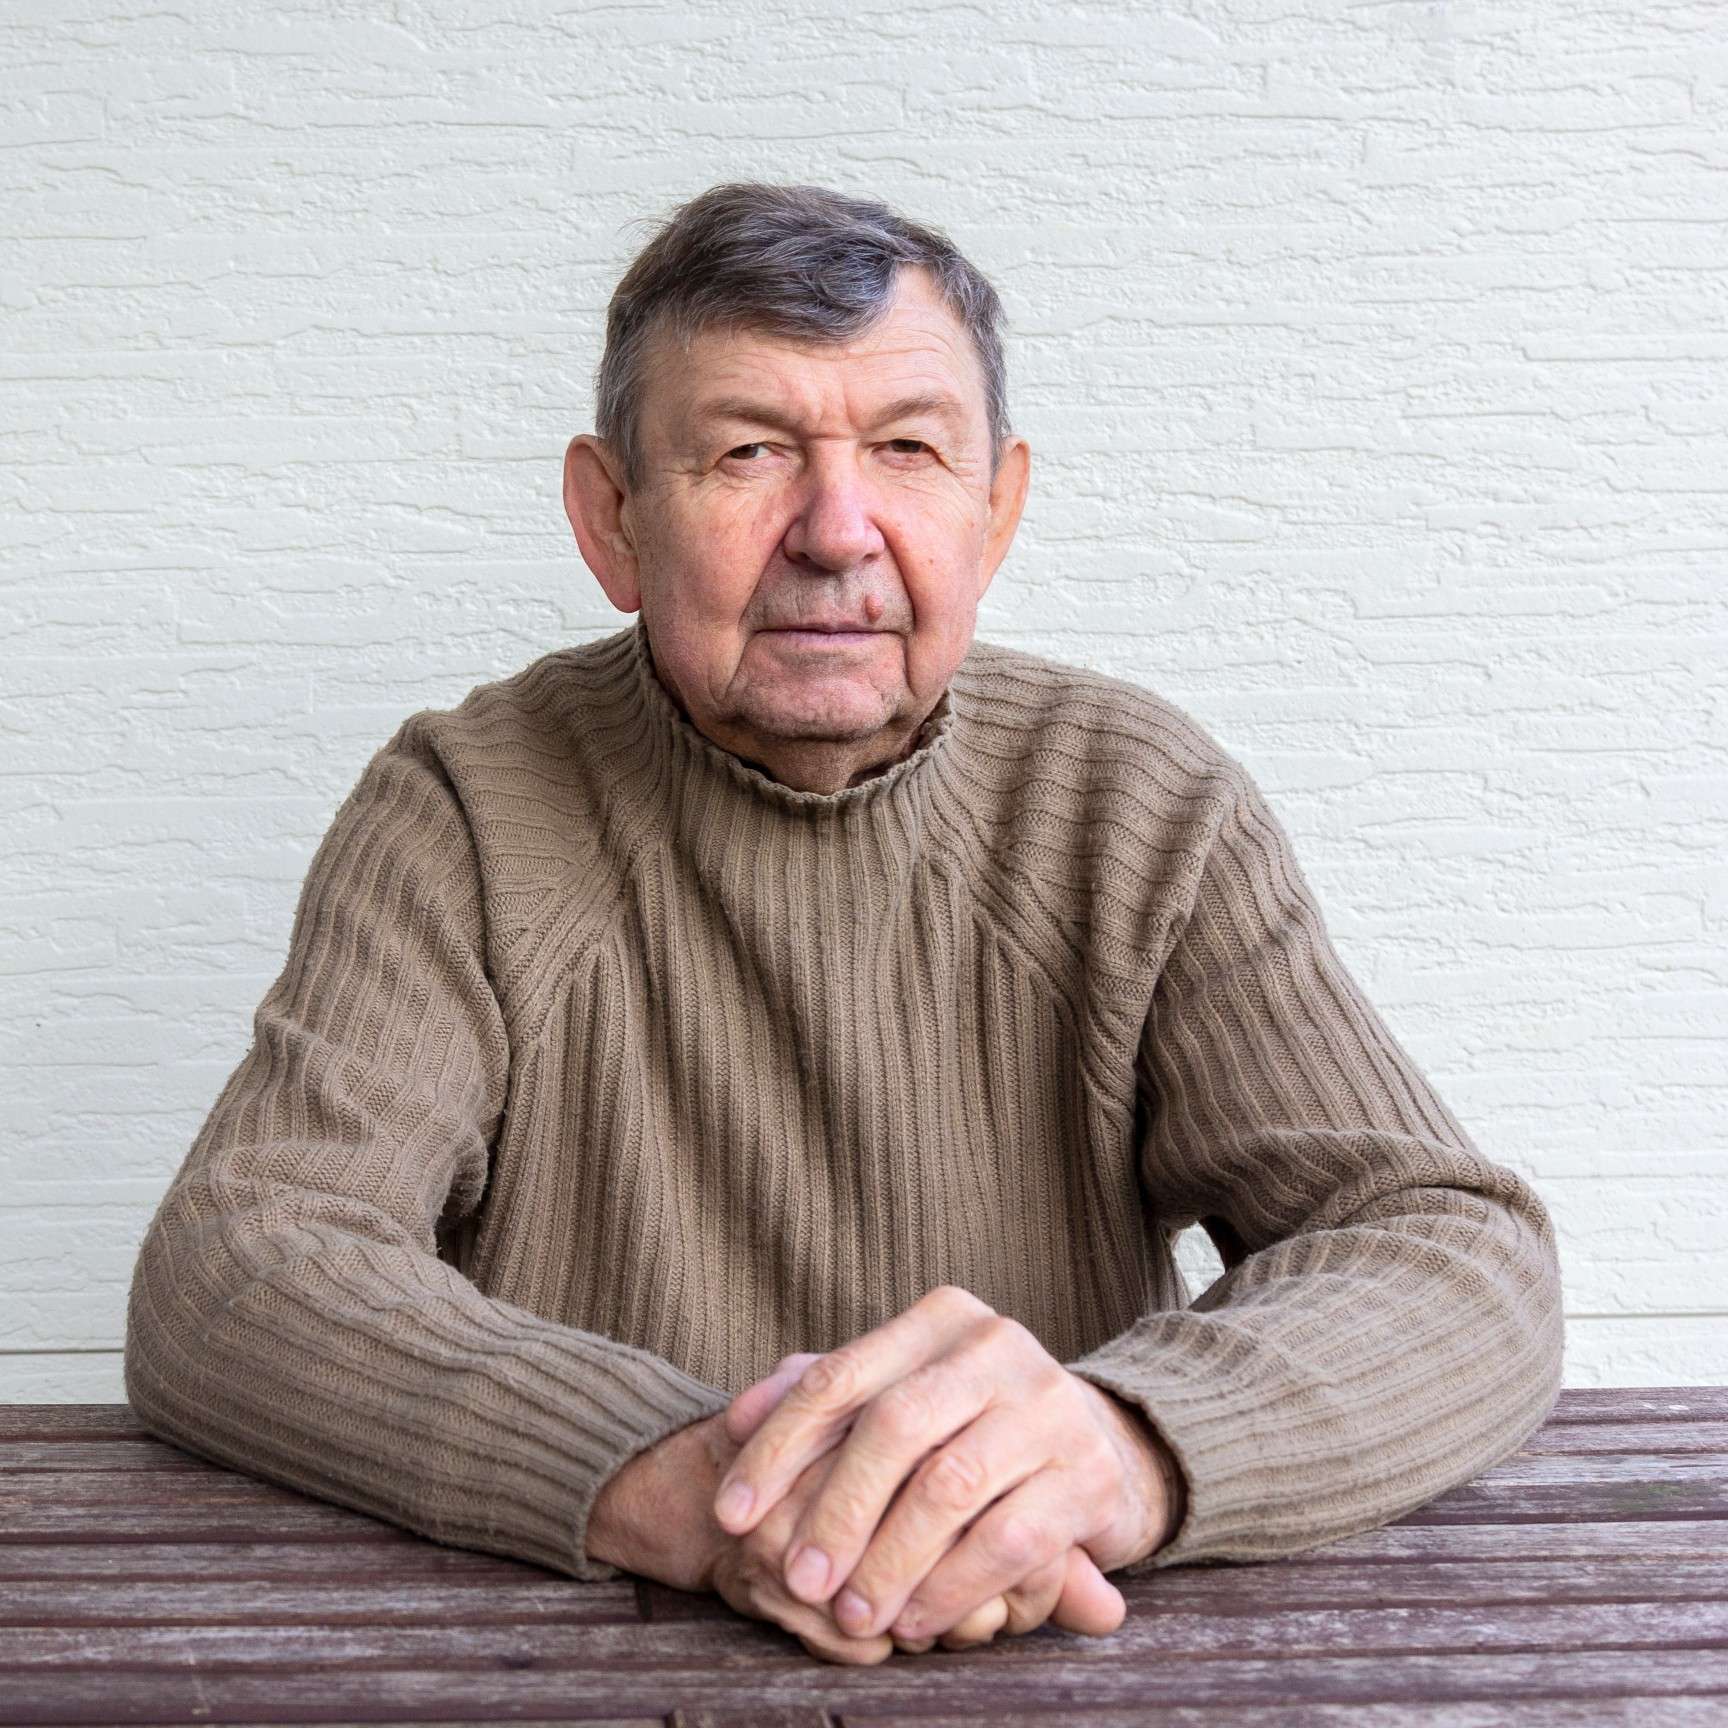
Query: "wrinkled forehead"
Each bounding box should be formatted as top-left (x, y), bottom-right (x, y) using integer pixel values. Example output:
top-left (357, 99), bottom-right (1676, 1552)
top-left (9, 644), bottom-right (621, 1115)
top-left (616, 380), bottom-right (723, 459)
top-left (637, 270), bottom-right (989, 449)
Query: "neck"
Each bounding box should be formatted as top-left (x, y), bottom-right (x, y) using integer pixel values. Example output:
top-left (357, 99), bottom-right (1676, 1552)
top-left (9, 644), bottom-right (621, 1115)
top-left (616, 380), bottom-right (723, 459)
top-left (644, 631), bottom-right (939, 795)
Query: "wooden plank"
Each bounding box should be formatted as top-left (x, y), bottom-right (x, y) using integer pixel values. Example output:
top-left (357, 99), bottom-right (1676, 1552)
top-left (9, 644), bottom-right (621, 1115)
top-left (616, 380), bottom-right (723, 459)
top-left (1400, 1480), bottom-right (1728, 1524)
top-left (0, 1408), bottom-right (149, 1443)
top-left (7, 1451), bottom-right (1719, 1502)
top-left (7, 1429), bottom-right (1711, 1471)
top-left (1254, 1518), bottom-right (1728, 1563)
top-left (4, 1557), bottom-right (1725, 1628)
top-left (0, 1541), bottom-right (570, 1582)
top-left (671, 1713), bottom-right (834, 1728)
top-left (7, 1454), bottom-right (1722, 1543)
top-left (0, 1440), bottom-right (232, 1474)
top-left (1113, 1556), bottom-right (1728, 1608)
top-left (2, 1600), bottom-right (1724, 1669)
top-left (1386, 1453), bottom-right (1728, 1524)
top-left (3, 1648), bottom-right (1728, 1722)
top-left (0, 1581), bottom-right (647, 1624)
top-left (0, 1468), bottom-right (482, 1551)
top-left (1541, 1388), bottom-right (1728, 1423)
top-left (845, 1706), bottom-right (1728, 1727)
top-left (1462, 1455), bottom-right (1728, 1487)
top-left (1516, 1421), bottom-right (1728, 1455)
top-left (0, 1387), bottom-right (1720, 1445)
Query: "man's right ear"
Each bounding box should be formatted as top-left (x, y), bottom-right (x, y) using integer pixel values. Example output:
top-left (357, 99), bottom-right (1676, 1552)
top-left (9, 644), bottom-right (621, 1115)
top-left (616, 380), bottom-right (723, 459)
top-left (563, 433), bottom-right (641, 612)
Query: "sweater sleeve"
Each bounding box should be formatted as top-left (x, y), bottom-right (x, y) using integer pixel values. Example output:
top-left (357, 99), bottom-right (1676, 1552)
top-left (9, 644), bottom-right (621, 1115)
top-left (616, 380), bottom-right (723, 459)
top-left (122, 716), bottom-right (732, 1582)
top-left (1063, 761), bottom-right (1565, 1574)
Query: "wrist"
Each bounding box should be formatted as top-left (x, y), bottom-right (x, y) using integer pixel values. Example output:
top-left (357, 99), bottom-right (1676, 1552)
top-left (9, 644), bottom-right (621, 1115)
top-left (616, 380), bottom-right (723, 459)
top-left (586, 1413), bottom-right (733, 1594)
top-left (1094, 1386), bottom-right (1187, 1560)
top-left (1144, 1422), bottom-right (1187, 1553)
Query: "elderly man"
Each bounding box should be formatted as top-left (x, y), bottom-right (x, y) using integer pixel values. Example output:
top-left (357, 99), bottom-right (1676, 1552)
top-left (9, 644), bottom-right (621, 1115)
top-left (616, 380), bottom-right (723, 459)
top-left (124, 180), bottom-right (1566, 1667)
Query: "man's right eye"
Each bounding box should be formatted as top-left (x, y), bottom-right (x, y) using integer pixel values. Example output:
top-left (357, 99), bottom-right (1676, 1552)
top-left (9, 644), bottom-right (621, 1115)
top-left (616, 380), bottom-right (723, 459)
top-left (725, 443), bottom-right (768, 462)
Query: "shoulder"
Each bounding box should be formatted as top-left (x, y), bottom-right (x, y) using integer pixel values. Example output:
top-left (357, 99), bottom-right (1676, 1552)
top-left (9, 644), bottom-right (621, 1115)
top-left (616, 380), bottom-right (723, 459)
top-left (362, 631), bottom-right (637, 943)
top-left (376, 628), bottom-right (630, 797)
top-left (940, 635), bottom-right (1256, 977)
top-left (951, 633), bottom-right (1247, 815)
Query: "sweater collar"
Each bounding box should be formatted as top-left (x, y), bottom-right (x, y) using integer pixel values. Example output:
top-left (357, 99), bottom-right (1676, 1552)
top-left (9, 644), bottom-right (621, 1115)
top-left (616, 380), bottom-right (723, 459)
top-left (623, 615), bottom-right (958, 821)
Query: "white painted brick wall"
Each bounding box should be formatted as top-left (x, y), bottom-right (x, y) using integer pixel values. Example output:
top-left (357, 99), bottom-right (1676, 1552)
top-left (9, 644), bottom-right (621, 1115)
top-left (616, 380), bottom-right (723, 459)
top-left (3, 1), bottom-right (1724, 1402)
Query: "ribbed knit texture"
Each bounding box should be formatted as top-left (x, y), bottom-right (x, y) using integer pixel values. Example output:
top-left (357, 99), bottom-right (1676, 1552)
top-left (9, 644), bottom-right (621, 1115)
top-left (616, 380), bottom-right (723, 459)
top-left (124, 617), bottom-right (1565, 1585)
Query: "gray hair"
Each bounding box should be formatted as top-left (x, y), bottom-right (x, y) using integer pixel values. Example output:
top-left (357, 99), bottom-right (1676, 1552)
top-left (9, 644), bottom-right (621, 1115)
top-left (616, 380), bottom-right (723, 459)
top-left (593, 180), bottom-right (1012, 493)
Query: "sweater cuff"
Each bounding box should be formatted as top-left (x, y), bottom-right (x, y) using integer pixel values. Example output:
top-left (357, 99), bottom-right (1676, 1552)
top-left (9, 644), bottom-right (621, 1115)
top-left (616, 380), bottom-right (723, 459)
top-left (1065, 1308), bottom-right (1400, 1576)
top-left (562, 1356), bottom-right (734, 1582)
top-left (1064, 1332), bottom-right (1271, 1575)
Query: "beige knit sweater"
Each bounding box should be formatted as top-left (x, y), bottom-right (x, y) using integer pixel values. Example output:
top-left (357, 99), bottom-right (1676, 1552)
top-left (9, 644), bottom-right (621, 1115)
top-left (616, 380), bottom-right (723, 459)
top-left (123, 617), bottom-right (1565, 1585)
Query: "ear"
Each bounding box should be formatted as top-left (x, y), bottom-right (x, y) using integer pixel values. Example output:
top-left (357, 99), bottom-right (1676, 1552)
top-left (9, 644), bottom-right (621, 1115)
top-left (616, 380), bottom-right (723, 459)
top-left (976, 436), bottom-right (1030, 605)
top-left (563, 433), bottom-right (642, 612)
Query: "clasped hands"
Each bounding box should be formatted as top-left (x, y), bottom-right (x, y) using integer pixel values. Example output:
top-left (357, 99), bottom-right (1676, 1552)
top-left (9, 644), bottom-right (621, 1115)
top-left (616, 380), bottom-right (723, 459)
top-left (700, 1284), bottom-right (1184, 1663)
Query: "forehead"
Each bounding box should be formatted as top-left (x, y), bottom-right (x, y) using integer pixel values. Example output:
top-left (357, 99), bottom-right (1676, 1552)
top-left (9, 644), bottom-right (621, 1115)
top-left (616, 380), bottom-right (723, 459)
top-left (643, 265), bottom-right (987, 438)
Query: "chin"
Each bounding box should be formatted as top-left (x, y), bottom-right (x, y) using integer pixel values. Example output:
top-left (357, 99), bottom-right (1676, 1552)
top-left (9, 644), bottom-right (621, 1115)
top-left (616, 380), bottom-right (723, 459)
top-left (744, 692), bottom-right (891, 745)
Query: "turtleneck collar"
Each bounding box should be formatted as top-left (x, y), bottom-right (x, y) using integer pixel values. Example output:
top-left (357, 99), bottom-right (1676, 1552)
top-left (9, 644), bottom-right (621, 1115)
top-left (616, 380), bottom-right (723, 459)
top-left (622, 615), bottom-right (959, 823)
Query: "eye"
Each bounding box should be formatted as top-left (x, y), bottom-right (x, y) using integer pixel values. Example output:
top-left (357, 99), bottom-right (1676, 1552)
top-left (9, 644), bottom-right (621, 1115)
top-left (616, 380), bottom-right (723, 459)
top-left (885, 438), bottom-right (931, 458)
top-left (723, 442), bottom-right (770, 463)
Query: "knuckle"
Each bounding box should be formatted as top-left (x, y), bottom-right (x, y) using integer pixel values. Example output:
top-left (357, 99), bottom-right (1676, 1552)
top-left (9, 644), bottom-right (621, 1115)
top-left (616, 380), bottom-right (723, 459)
top-left (928, 1283), bottom-right (993, 1320)
top-left (917, 1445), bottom-right (986, 1512)
top-left (1079, 1428), bottom-right (1122, 1481)
top-left (804, 1482), bottom-right (874, 1546)
top-left (798, 1349), bottom-right (860, 1408)
top-left (737, 1541), bottom-right (778, 1589)
top-left (985, 1512), bottom-right (1044, 1570)
top-left (876, 1378), bottom-right (938, 1446)
top-left (943, 1594), bottom-right (1009, 1648)
top-left (984, 1312), bottom-right (1031, 1351)
top-left (1002, 1553), bottom-right (1067, 1631)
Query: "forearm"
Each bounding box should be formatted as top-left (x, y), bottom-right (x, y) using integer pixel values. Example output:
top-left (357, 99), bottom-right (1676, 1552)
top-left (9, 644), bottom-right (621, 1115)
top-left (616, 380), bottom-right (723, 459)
top-left (1069, 759), bottom-right (1565, 1571)
top-left (1068, 1168), bottom-right (1563, 1572)
top-left (125, 1165), bottom-right (731, 1585)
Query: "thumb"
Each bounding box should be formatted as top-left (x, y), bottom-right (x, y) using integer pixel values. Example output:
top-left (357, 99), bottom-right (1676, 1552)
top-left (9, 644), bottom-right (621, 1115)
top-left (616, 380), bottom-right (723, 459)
top-left (723, 1351), bottom-right (825, 1446)
top-left (1049, 1545), bottom-right (1127, 1637)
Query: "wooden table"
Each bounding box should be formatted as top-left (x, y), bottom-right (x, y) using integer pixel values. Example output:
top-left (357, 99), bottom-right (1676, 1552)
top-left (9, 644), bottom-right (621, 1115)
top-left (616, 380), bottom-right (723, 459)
top-left (1, 1387), bottom-right (1724, 1724)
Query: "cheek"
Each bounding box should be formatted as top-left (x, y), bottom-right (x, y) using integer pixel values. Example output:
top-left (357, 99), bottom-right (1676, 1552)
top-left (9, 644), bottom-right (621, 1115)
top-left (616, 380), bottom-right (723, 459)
top-left (887, 489), bottom-right (987, 580)
top-left (678, 496), bottom-right (784, 604)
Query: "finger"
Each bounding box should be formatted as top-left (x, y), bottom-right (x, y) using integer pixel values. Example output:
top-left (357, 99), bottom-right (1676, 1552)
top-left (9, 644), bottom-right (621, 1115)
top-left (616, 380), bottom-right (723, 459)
top-left (785, 1599), bottom-right (894, 1666)
top-left (882, 1516), bottom-right (1003, 1655)
top-left (825, 1393), bottom-right (1065, 1637)
top-left (1046, 1543), bottom-right (1126, 1638)
top-left (724, 1353), bottom-right (824, 1446)
top-left (996, 1550), bottom-right (1069, 1639)
top-left (721, 1445), bottom-right (893, 1667)
top-left (886, 1467), bottom-right (1080, 1645)
top-left (936, 1590), bottom-right (1010, 1651)
top-left (714, 1285), bottom-right (994, 1538)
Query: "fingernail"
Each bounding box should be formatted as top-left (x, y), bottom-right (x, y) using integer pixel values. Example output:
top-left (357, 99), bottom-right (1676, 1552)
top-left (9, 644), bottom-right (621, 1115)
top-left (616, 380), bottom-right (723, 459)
top-left (836, 1586), bottom-right (872, 1631)
top-left (787, 1544), bottom-right (829, 1598)
top-left (717, 1482), bottom-right (753, 1526)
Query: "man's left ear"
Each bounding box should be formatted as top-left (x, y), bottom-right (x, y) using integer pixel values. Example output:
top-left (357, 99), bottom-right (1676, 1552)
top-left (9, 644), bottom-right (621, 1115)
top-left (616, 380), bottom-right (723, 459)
top-left (978, 436), bottom-right (1031, 601)
top-left (563, 432), bottom-right (642, 612)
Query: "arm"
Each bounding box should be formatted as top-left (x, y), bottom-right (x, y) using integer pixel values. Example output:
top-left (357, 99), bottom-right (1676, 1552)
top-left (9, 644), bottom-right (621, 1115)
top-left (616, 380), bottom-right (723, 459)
top-left (123, 715), bottom-right (730, 1582)
top-left (1064, 761), bottom-right (1565, 1573)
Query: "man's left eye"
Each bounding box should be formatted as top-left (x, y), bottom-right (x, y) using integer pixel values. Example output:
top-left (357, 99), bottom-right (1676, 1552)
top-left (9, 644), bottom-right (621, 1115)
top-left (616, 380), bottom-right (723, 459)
top-left (886, 439), bottom-right (929, 456)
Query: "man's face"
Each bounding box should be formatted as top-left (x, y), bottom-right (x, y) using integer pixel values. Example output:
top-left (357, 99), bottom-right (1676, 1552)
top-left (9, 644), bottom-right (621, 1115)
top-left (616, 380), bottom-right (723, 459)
top-left (564, 264), bottom-right (1030, 792)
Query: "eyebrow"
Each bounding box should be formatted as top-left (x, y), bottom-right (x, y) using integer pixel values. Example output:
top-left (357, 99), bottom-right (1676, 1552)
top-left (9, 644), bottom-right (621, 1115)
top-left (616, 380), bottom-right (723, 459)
top-left (690, 390), bottom-right (969, 438)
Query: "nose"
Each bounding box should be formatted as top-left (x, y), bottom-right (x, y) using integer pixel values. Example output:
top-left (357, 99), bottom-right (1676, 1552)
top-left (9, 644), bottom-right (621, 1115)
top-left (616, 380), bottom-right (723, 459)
top-left (781, 445), bottom-right (886, 574)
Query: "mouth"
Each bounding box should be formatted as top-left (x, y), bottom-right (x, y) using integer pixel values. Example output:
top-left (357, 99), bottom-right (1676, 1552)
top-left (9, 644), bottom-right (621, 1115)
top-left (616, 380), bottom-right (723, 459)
top-left (766, 627), bottom-right (881, 647)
